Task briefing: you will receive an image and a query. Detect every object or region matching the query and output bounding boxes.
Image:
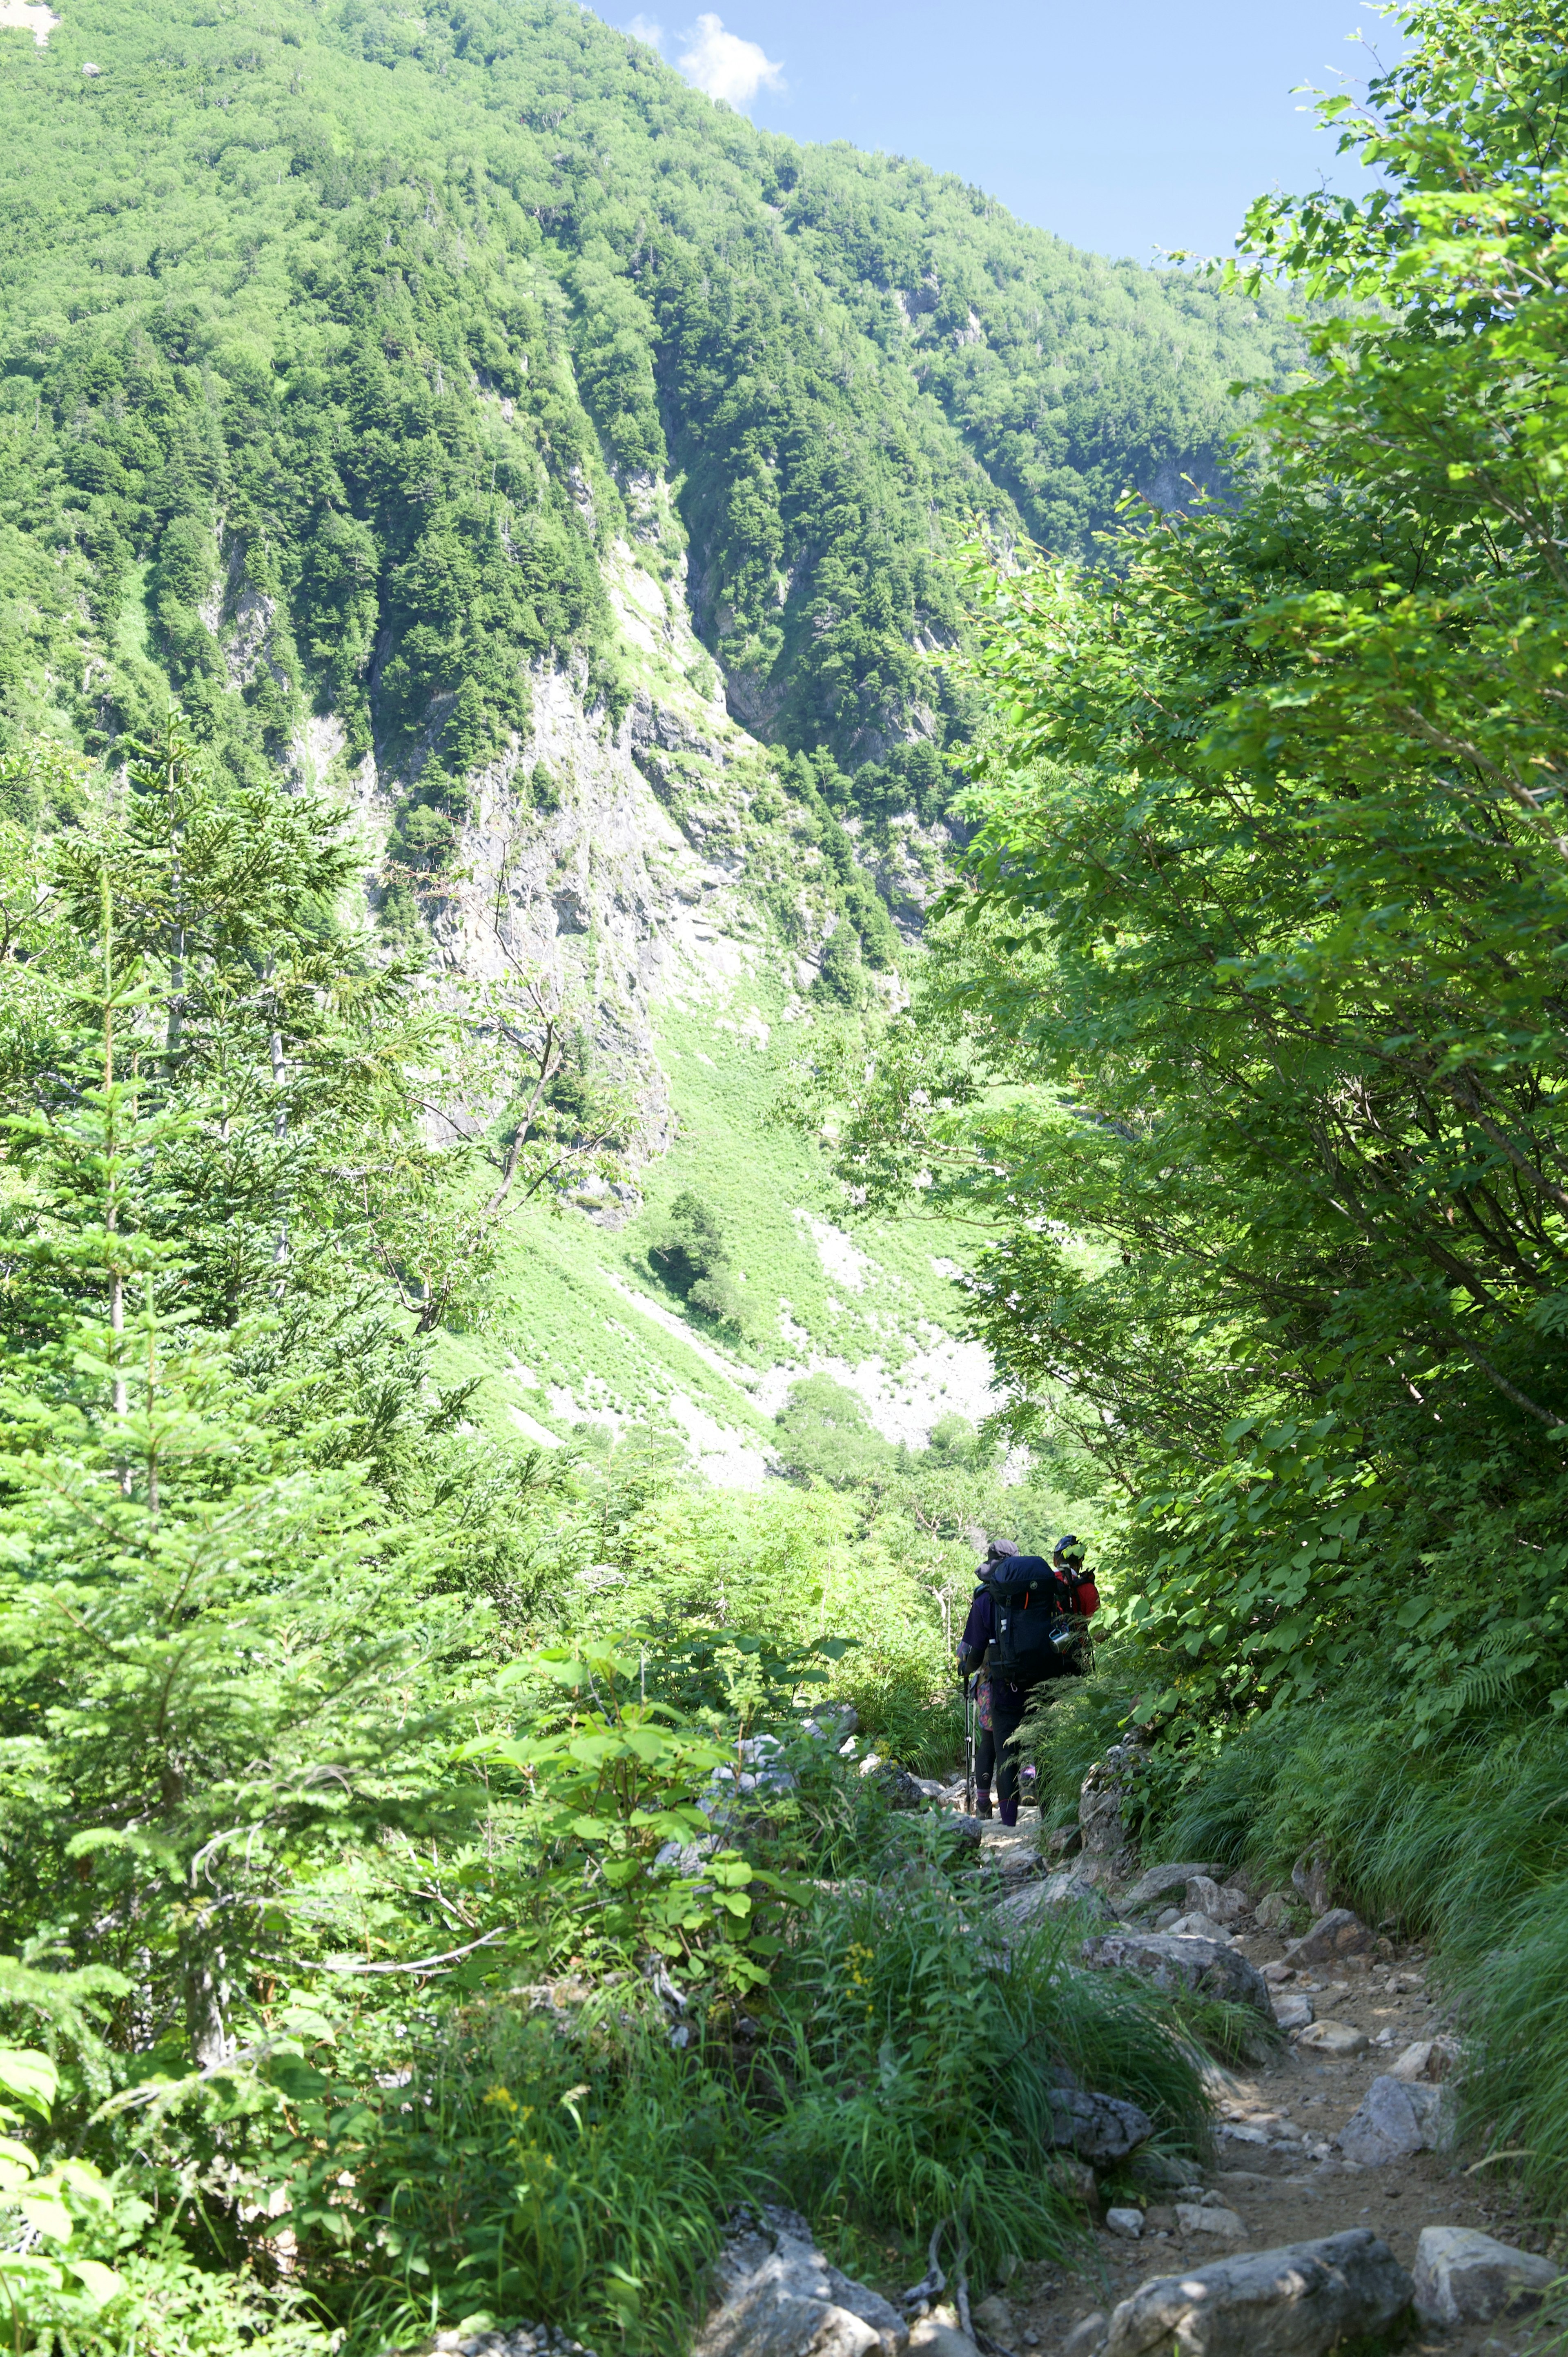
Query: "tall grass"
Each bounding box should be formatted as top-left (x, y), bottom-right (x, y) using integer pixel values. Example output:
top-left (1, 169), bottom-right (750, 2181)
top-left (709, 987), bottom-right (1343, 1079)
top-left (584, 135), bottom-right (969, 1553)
top-left (842, 1660), bottom-right (965, 1778)
top-left (313, 1800), bottom-right (1225, 2350)
top-left (766, 1849), bottom-right (1212, 2286)
top-left (332, 1997), bottom-right (753, 2357)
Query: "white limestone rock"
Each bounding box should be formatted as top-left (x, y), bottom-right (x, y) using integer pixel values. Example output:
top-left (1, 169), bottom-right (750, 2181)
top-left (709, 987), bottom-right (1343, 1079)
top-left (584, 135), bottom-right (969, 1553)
top-left (1412, 2226), bottom-right (1557, 2327)
top-left (1293, 2020), bottom-right (1369, 2058)
top-left (1337, 2075), bottom-right (1446, 2166)
top-left (695, 2206), bottom-right (907, 2357)
top-left (1101, 2229), bottom-right (1412, 2357)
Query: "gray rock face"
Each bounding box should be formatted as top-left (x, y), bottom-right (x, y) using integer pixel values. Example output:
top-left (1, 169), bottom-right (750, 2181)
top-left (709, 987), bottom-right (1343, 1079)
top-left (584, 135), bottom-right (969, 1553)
top-left (1284, 1908), bottom-right (1370, 1967)
top-left (1101, 2230), bottom-right (1412, 2357)
top-left (1412, 2226), bottom-right (1557, 2327)
top-left (1079, 1745), bottom-right (1140, 1876)
top-left (1183, 1874), bottom-right (1247, 1926)
top-left (1271, 1991), bottom-right (1314, 2032)
top-left (695, 2207), bottom-right (907, 2357)
top-left (1048, 2086), bottom-right (1154, 2164)
top-left (1292, 1847), bottom-right (1333, 1916)
top-left (1252, 1891), bottom-right (1296, 1933)
top-left (1337, 2075), bottom-right (1447, 2166)
top-left (1120, 1861), bottom-right (1228, 1913)
top-left (995, 1864), bottom-right (1114, 1928)
top-left (1080, 1929), bottom-right (1275, 2021)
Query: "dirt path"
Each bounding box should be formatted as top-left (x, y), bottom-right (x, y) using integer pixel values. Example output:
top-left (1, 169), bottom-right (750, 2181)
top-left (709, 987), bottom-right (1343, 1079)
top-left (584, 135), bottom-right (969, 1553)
top-left (959, 1822), bottom-right (1548, 2356)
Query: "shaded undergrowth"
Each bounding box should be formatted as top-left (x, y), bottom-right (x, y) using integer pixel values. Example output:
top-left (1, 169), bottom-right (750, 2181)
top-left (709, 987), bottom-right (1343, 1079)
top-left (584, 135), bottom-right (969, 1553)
top-left (302, 1814), bottom-right (1218, 2354)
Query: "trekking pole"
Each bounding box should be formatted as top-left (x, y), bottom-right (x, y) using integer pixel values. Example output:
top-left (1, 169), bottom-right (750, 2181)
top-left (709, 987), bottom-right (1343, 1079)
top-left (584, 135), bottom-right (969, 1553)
top-left (964, 1677), bottom-right (974, 1815)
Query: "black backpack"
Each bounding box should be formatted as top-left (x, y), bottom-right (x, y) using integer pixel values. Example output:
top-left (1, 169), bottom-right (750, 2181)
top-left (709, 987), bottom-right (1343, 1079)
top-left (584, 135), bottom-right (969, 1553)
top-left (985, 1557), bottom-right (1089, 1685)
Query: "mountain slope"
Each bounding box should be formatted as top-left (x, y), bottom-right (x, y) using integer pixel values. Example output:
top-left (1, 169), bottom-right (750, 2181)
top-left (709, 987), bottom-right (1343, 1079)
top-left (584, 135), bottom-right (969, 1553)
top-left (0, 0), bottom-right (1301, 1463)
top-left (0, 0), bottom-right (1298, 779)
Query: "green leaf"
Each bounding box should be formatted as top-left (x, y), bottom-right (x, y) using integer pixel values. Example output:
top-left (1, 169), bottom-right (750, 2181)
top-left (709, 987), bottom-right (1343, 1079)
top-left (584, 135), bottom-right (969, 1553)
top-left (0, 2050), bottom-right (55, 2122)
top-left (67, 2258), bottom-right (126, 2308)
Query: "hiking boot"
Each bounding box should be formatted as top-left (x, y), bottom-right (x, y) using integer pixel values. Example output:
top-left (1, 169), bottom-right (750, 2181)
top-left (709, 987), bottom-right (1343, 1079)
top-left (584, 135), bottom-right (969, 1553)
top-left (998, 1799), bottom-right (1020, 1826)
top-left (973, 1795), bottom-right (993, 1818)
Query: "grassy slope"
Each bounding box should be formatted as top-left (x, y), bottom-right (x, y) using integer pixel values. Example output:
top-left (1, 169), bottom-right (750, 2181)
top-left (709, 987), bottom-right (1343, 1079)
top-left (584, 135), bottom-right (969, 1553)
top-left (435, 967), bottom-right (986, 1470)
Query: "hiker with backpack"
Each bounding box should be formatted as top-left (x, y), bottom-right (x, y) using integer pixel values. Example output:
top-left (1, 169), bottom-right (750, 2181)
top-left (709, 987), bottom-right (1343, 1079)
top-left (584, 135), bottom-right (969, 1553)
top-left (956, 1535), bottom-right (1100, 1825)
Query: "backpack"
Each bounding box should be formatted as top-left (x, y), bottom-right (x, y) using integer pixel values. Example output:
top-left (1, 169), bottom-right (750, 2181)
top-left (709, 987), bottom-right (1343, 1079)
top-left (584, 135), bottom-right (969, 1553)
top-left (985, 1556), bottom-right (1092, 1686)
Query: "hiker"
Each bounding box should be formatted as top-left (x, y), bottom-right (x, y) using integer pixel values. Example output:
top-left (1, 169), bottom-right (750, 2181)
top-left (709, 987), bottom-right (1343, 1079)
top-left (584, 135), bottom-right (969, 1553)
top-left (956, 1536), bottom-right (1099, 1825)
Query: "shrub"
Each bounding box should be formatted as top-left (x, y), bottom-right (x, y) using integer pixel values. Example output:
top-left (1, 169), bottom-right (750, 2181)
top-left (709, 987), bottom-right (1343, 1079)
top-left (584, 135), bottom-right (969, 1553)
top-left (648, 1191), bottom-right (749, 1330)
top-left (774, 1375), bottom-right (893, 1489)
top-left (294, 1995), bottom-right (751, 2357)
top-left (813, 923), bottom-right (865, 1007)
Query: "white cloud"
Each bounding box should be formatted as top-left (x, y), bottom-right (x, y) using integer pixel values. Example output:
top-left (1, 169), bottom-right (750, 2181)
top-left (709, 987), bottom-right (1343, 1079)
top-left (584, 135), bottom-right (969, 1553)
top-left (625, 13), bottom-right (664, 47)
top-left (677, 13), bottom-right (784, 108)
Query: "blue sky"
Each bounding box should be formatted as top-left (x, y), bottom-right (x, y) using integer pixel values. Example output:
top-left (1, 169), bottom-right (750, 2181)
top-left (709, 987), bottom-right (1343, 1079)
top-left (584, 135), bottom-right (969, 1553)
top-left (611, 2), bottom-right (1398, 264)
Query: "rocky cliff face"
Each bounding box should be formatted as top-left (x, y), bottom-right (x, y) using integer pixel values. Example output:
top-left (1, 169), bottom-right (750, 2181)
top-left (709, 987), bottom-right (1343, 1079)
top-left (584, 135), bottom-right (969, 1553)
top-left (281, 508), bottom-right (945, 1211)
top-left (206, 485), bottom-right (985, 1478)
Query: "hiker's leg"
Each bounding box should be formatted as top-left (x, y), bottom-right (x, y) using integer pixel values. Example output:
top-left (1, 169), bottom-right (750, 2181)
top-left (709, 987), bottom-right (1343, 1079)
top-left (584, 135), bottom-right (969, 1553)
top-left (974, 1728), bottom-right (996, 1814)
top-left (992, 1686), bottom-right (1029, 1826)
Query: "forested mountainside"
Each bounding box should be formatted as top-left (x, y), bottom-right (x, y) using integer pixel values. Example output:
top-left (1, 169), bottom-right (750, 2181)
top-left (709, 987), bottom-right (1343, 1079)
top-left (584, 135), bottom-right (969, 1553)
top-left (0, 0), bottom-right (1295, 792)
top-left (0, 0), bottom-right (1302, 1481)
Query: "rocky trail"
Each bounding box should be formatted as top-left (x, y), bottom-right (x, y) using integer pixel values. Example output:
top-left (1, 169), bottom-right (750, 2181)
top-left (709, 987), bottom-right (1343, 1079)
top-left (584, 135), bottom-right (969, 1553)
top-left (927, 1783), bottom-right (1561, 2357)
top-left (410, 1750), bottom-right (1563, 2357)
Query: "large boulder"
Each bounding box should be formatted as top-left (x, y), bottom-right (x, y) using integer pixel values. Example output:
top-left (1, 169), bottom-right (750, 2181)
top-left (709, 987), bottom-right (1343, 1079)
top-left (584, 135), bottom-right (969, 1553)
top-left (1337, 2075), bottom-right (1446, 2167)
top-left (1101, 2230), bottom-right (1412, 2357)
top-left (695, 2207), bottom-right (907, 2357)
top-left (1183, 1874), bottom-right (1247, 1927)
top-left (1120, 1861), bottom-right (1228, 1913)
top-left (1283, 1908), bottom-right (1370, 1968)
top-left (995, 1865), bottom-right (1114, 1928)
top-left (1079, 1929), bottom-right (1275, 2022)
top-left (1047, 2086), bottom-right (1154, 2165)
top-left (1412, 2227), bottom-right (1557, 2327)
